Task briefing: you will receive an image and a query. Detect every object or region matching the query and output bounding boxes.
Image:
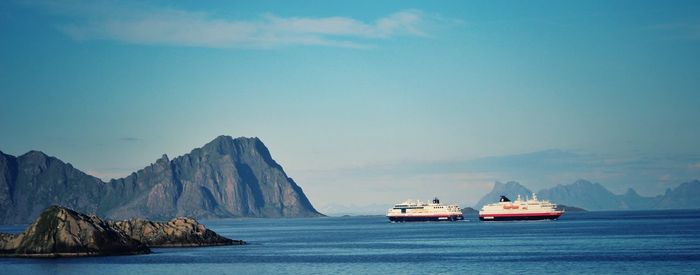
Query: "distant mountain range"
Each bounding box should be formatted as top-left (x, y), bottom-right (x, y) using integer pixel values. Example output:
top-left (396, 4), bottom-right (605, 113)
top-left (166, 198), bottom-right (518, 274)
top-left (474, 179), bottom-right (700, 211)
top-left (0, 136), bottom-right (322, 224)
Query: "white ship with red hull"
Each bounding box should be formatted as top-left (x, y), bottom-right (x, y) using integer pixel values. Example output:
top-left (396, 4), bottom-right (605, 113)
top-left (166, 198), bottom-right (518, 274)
top-left (387, 198), bottom-right (464, 222)
top-left (479, 193), bottom-right (563, 221)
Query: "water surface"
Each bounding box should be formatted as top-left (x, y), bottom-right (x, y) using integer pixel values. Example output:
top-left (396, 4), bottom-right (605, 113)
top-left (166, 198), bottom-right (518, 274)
top-left (1, 210), bottom-right (698, 274)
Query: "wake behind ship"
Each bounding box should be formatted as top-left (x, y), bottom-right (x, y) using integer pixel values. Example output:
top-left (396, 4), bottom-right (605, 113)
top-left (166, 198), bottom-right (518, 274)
top-left (479, 193), bottom-right (563, 221)
top-left (387, 198), bottom-right (464, 222)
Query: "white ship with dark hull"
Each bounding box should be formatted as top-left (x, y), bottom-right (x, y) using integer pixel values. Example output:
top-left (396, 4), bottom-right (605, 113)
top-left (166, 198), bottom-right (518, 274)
top-left (387, 198), bottom-right (464, 222)
top-left (479, 194), bottom-right (563, 221)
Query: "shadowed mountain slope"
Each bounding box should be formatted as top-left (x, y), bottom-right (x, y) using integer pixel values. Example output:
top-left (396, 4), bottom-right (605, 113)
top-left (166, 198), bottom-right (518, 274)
top-left (0, 136), bottom-right (322, 224)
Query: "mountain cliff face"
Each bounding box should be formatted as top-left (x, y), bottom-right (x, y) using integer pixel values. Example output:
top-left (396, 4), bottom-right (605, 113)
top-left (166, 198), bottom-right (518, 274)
top-left (0, 136), bottom-right (322, 224)
top-left (101, 136), bottom-right (320, 220)
top-left (475, 179), bottom-right (700, 211)
top-left (0, 151), bottom-right (105, 224)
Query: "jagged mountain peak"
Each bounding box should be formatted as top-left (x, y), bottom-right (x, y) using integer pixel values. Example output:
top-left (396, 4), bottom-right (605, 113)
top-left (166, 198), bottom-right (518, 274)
top-left (652, 180), bottom-right (700, 209)
top-left (20, 150), bottom-right (48, 157)
top-left (0, 135), bottom-right (321, 224)
top-left (203, 135), bottom-right (260, 151)
top-left (156, 154), bottom-right (169, 164)
top-left (570, 179), bottom-right (595, 186)
top-left (624, 188), bottom-right (640, 197)
top-left (495, 181), bottom-right (527, 189)
top-left (18, 150), bottom-right (50, 162)
top-left (198, 135), bottom-right (280, 169)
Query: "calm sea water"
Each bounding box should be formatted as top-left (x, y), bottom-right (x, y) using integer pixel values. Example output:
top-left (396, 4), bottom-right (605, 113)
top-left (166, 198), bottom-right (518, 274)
top-left (1, 210), bottom-right (699, 274)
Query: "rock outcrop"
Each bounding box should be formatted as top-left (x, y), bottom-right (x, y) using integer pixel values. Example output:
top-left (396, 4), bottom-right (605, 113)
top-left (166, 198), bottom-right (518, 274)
top-left (0, 206), bottom-right (150, 257)
top-left (0, 135), bottom-right (322, 224)
top-left (110, 217), bottom-right (242, 247)
top-left (0, 206), bottom-right (242, 257)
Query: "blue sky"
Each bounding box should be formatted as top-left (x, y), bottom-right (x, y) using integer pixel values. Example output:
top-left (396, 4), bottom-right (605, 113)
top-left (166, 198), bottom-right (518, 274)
top-left (1, 0), bottom-right (700, 209)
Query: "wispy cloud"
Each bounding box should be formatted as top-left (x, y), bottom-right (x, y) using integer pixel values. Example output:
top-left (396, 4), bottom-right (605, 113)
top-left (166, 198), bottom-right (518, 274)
top-left (650, 22), bottom-right (700, 40)
top-left (28, 1), bottom-right (445, 48)
top-left (119, 137), bottom-right (140, 142)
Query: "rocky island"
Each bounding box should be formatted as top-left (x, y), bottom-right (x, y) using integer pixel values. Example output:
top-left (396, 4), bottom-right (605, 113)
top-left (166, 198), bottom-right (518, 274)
top-left (0, 205), bottom-right (242, 257)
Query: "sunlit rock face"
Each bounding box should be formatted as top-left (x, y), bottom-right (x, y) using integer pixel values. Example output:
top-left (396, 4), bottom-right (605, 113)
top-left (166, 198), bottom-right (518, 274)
top-left (1, 205), bottom-right (150, 257)
top-left (0, 136), bottom-right (322, 225)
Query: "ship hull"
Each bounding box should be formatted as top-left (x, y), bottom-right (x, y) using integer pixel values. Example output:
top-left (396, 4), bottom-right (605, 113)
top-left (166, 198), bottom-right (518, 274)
top-left (388, 215), bottom-right (464, 222)
top-left (479, 212), bottom-right (562, 221)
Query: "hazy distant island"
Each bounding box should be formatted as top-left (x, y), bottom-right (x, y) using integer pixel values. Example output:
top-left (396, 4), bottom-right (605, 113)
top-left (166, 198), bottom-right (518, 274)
top-left (0, 135), bottom-right (322, 225)
top-left (324, 179), bottom-right (699, 216)
top-left (0, 205), bottom-right (241, 257)
top-left (475, 180), bottom-right (700, 211)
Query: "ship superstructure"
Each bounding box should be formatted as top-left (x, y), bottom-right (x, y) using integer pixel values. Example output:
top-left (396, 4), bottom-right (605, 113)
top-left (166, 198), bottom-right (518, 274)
top-left (479, 193), bottom-right (563, 221)
top-left (387, 198), bottom-right (464, 222)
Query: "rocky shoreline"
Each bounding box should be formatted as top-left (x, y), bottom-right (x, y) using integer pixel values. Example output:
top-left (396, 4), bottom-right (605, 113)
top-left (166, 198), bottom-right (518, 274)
top-left (109, 217), bottom-right (244, 247)
top-left (0, 205), bottom-right (243, 258)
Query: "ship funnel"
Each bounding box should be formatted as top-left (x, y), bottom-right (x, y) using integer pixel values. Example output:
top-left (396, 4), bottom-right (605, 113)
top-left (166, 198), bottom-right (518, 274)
top-left (433, 197), bottom-right (440, 204)
top-left (499, 196), bottom-right (511, 202)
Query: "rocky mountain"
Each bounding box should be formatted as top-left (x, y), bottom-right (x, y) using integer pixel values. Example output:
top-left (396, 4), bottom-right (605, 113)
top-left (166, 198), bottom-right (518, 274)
top-left (653, 180), bottom-right (700, 209)
top-left (475, 179), bottom-right (700, 211)
top-left (618, 188), bottom-right (657, 210)
top-left (0, 150), bottom-right (105, 224)
top-left (0, 205), bottom-right (240, 257)
top-left (537, 180), bottom-right (623, 211)
top-left (0, 136), bottom-right (322, 224)
top-left (474, 181), bottom-right (532, 209)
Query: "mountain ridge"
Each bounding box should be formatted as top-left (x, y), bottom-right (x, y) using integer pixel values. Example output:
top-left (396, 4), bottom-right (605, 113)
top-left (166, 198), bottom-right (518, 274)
top-left (0, 136), bottom-right (322, 224)
top-left (474, 179), bottom-right (700, 211)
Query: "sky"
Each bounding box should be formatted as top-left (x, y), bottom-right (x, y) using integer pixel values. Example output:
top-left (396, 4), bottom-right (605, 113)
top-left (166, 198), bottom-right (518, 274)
top-left (1, 0), bottom-right (700, 211)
